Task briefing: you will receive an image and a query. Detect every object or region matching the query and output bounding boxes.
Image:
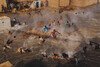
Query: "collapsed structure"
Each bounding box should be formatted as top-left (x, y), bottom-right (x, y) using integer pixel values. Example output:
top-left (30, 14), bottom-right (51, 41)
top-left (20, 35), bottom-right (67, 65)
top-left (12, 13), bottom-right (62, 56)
top-left (16, 0), bottom-right (100, 8)
top-left (0, 0), bottom-right (100, 12)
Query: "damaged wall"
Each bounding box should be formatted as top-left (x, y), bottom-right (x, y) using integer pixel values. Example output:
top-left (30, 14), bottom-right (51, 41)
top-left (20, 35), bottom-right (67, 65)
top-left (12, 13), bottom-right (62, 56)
top-left (48, 0), bottom-right (69, 8)
top-left (15, 0), bottom-right (100, 8)
top-left (60, 0), bottom-right (69, 7)
top-left (71, 0), bottom-right (98, 7)
top-left (49, 0), bottom-right (100, 8)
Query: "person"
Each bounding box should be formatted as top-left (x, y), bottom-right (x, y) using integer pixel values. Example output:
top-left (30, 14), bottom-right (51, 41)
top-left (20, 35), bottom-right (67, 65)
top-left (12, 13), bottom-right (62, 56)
top-left (57, 21), bottom-right (60, 25)
top-left (62, 53), bottom-right (68, 59)
top-left (11, 18), bottom-right (16, 27)
top-left (41, 1), bottom-right (44, 7)
top-left (6, 39), bottom-right (13, 45)
top-left (11, 18), bottom-right (21, 27)
top-left (3, 45), bottom-right (12, 51)
top-left (39, 36), bottom-right (45, 44)
top-left (90, 41), bottom-right (100, 50)
top-left (83, 46), bottom-right (87, 54)
top-left (28, 12), bottom-right (31, 16)
top-left (1, 5), bottom-right (5, 12)
top-left (16, 3), bottom-right (21, 10)
top-left (51, 29), bottom-right (61, 38)
top-left (75, 57), bottom-right (79, 65)
top-left (66, 21), bottom-right (71, 27)
top-left (43, 25), bottom-right (50, 32)
top-left (17, 47), bottom-right (25, 54)
top-left (44, 0), bottom-right (48, 7)
top-left (10, 3), bottom-right (14, 10)
top-left (24, 48), bottom-right (32, 53)
top-left (41, 51), bottom-right (47, 58)
top-left (52, 53), bottom-right (60, 59)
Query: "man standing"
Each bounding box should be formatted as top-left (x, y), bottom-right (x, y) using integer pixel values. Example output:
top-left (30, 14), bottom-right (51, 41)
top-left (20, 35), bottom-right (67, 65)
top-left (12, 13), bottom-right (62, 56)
top-left (45, 0), bottom-right (48, 7)
top-left (51, 29), bottom-right (61, 38)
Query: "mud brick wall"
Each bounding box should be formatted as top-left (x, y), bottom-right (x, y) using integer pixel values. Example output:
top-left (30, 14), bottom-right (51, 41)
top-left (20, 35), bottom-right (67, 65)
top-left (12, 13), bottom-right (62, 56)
top-left (15, 0), bottom-right (100, 8)
top-left (71, 0), bottom-right (98, 7)
top-left (48, 0), bottom-right (59, 8)
top-left (60, 0), bottom-right (69, 7)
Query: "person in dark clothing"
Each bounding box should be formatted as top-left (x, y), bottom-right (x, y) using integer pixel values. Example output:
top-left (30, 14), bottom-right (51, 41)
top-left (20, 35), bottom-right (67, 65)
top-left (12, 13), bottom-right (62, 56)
top-left (24, 48), bottom-right (32, 53)
top-left (41, 51), bottom-right (47, 58)
top-left (53, 53), bottom-right (60, 59)
top-left (36, 2), bottom-right (39, 8)
top-left (6, 39), bottom-right (13, 45)
top-left (11, 18), bottom-right (21, 27)
top-left (11, 18), bottom-right (17, 27)
top-left (62, 53), bottom-right (68, 59)
top-left (95, 44), bottom-right (99, 49)
top-left (45, 0), bottom-right (48, 7)
top-left (66, 21), bottom-right (71, 27)
top-left (83, 46), bottom-right (87, 54)
top-left (43, 25), bottom-right (50, 32)
top-left (51, 29), bottom-right (61, 38)
top-left (1, 5), bottom-right (6, 12)
top-left (89, 41), bottom-right (100, 49)
top-left (3, 45), bottom-right (11, 51)
top-left (19, 47), bottom-right (24, 54)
